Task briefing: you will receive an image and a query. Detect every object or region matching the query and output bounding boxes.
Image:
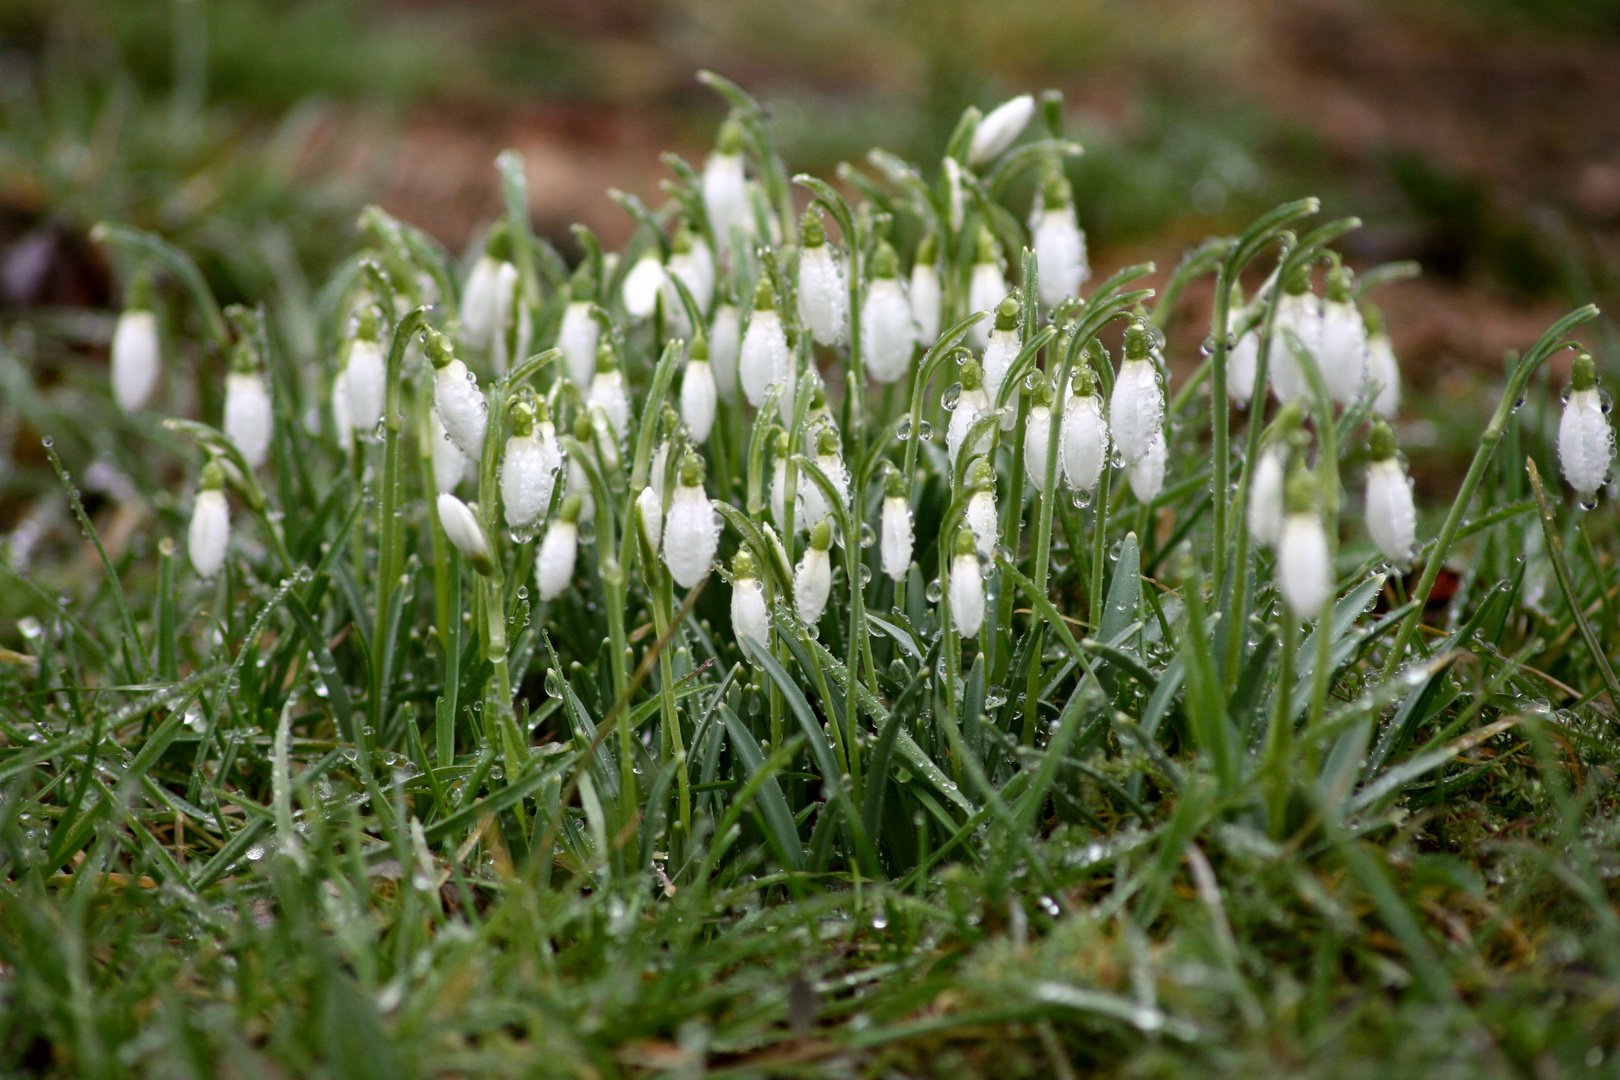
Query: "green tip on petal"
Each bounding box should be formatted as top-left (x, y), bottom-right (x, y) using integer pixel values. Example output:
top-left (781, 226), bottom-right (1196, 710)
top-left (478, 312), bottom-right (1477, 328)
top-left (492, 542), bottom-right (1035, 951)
top-left (753, 276), bottom-right (777, 312)
top-left (810, 519), bottom-right (831, 550)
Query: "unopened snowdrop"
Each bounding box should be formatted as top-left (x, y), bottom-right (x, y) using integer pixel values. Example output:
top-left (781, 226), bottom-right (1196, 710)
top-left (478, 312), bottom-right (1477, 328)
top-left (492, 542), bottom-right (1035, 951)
top-left (636, 486), bottom-right (663, 554)
top-left (1061, 365), bottom-right (1109, 495)
top-left (1031, 165), bottom-right (1088, 308)
top-left (343, 308), bottom-right (386, 436)
top-left (944, 157), bottom-right (967, 234)
top-left (981, 295), bottom-right (1021, 413)
top-left (1364, 420), bottom-right (1416, 562)
top-left (794, 518), bottom-right (834, 625)
top-left (622, 250), bottom-right (665, 321)
top-left (769, 433), bottom-right (793, 536)
top-left (438, 492), bottom-right (494, 575)
top-left (740, 277), bottom-right (791, 410)
top-left (1248, 444), bottom-right (1287, 548)
top-left (968, 94), bottom-right (1034, 166)
top-left (1110, 322), bottom-right (1165, 466)
top-left (559, 266), bottom-right (601, 389)
top-left (1364, 307), bottom-right (1400, 418)
top-left (880, 469), bottom-right (913, 582)
top-left (947, 357), bottom-right (993, 466)
top-left (500, 398), bottom-right (561, 536)
top-left (426, 329), bottom-right (487, 459)
top-left (536, 494), bottom-right (582, 600)
top-left (1318, 261), bottom-right (1368, 406)
top-left (589, 342), bottom-right (631, 441)
top-left (947, 529), bottom-right (985, 637)
top-left (910, 232), bottom-right (943, 348)
top-left (1269, 265), bottom-right (1322, 404)
top-left (681, 334), bottom-right (718, 443)
top-left (565, 413), bottom-right (595, 525)
top-left (797, 209), bottom-right (847, 347)
top-left (432, 412), bottom-right (468, 493)
top-left (663, 453), bottom-right (721, 588)
top-left (331, 372), bottom-right (354, 456)
top-left (1024, 376), bottom-right (1056, 487)
top-left (730, 548), bottom-right (770, 662)
top-left (965, 458), bottom-right (998, 560)
top-left (861, 242), bottom-right (916, 384)
top-left (1128, 429), bottom-right (1166, 503)
top-left (1226, 304), bottom-right (1260, 406)
top-left (188, 462), bottom-right (230, 579)
top-left (709, 298), bottom-right (742, 401)
top-left (461, 224), bottom-right (516, 355)
top-left (704, 121), bottom-right (751, 261)
top-left (1278, 468), bottom-right (1331, 618)
top-left (223, 346), bottom-right (272, 470)
top-left (1559, 351), bottom-right (1614, 504)
top-left (665, 222), bottom-right (715, 324)
top-left (112, 272), bottom-right (161, 415)
top-left (799, 427), bottom-right (850, 531)
top-left (967, 229), bottom-right (1008, 351)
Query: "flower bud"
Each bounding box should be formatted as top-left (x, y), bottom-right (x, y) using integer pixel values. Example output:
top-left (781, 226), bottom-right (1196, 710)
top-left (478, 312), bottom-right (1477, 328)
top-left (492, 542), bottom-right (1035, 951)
top-left (740, 277), bottom-right (791, 409)
top-left (948, 529), bottom-right (985, 637)
top-left (770, 432), bottom-right (792, 535)
top-left (965, 458), bottom-right (998, 559)
top-left (798, 209), bottom-right (848, 347)
top-left (427, 329), bottom-right (487, 459)
top-left (681, 336), bottom-right (718, 443)
top-left (704, 122), bottom-right (751, 260)
top-left (536, 494), bottom-right (582, 600)
top-left (1269, 267), bottom-right (1322, 404)
top-left (794, 518), bottom-right (834, 624)
top-left (1364, 420), bottom-right (1416, 561)
top-left (861, 242), bottom-right (916, 384)
top-left (1278, 468), bottom-right (1330, 617)
top-left (112, 273), bottom-right (161, 415)
top-left (911, 232), bottom-right (943, 347)
top-left (501, 399), bottom-right (560, 533)
top-left (1559, 352), bottom-right (1614, 501)
top-left (622, 251), bottom-right (665, 320)
top-left (1127, 428), bottom-right (1166, 503)
top-left (967, 229), bottom-right (1007, 351)
top-left (709, 301), bottom-right (742, 401)
top-left (432, 411), bottom-right (468, 493)
top-left (731, 548), bottom-right (771, 662)
top-left (224, 351), bottom-right (272, 470)
top-left (1109, 323), bottom-right (1164, 466)
top-left (636, 485), bottom-right (663, 554)
top-left (559, 277), bottom-right (600, 390)
top-left (800, 426), bottom-right (850, 530)
top-left (438, 493), bottom-right (494, 575)
top-left (981, 294), bottom-right (1021, 410)
top-left (188, 462), bottom-right (230, 579)
top-left (461, 224), bottom-right (514, 353)
top-left (1024, 378), bottom-right (1055, 488)
top-left (968, 94), bottom-right (1034, 165)
top-left (1319, 262), bottom-right (1368, 406)
top-left (1031, 166), bottom-right (1088, 307)
top-left (666, 223), bottom-right (715, 322)
top-left (1061, 368), bottom-right (1109, 494)
top-left (1364, 306), bottom-right (1400, 418)
top-left (664, 454), bottom-right (720, 588)
top-left (880, 470), bottom-right (913, 582)
top-left (588, 343), bottom-right (630, 440)
top-left (947, 357), bottom-right (993, 464)
top-left (1226, 306), bottom-right (1260, 406)
top-left (1248, 445), bottom-right (1287, 548)
top-left (343, 310), bottom-right (386, 435)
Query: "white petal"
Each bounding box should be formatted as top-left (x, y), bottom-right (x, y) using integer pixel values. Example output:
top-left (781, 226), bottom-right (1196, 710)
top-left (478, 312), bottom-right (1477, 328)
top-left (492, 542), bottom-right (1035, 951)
top-left (910, 263), bottom-right (942, 347)
top-left (709, 304), bottom-right (742, 401)
top-left (968, 95), bottom-right (1034, 165)
top-left (1367, 333), bottom-right (1401, 418)
top-left (589, 369), bottom-right (630, 441)
top-left (1109, 358), bottom-right (1164, 465)
top-left (966, 489), bottom-right (998, 560)
top-left (1061, 395), bottom-right (1108, 493)
top-left (559, 302), bottom-right (600, 389)
top-left (437, 493), bottom-right (491, 567)
top-left (1127, 428), bottom-right (1166, 503)
top-left (1032, 204), bottom-right (1087, 308)
top-left (1024, 405), bottom-right (1054, 488)
top-left (1319, 299), bottom-right (1368, 405)
top-left (188, 489), bottom-right (230, 578)
top-left (1559, 387), bottom-right (1615, 498)
top-left (536, 521), bottom-right (578, 600)
top-left (331, 371), bottom-right (354, 456)
top-left (1279, 513), bottom-right (1332, 617)
top-left (460, 256), bottom-right (504, 349)
top-left (432, 412), bottom-right (467, 493)
top-left (981, 328), bottom-right (1019, 406)
top-left (663, 484), bottom-right (720, 588)
top-left (861, 278), bottom-right (916, 384)
top-left (1269, 292), bottom-right (1321, 404)
top-left (1365, 458), bottom-right (1416, 562)
top-left (732, 577), bottom-right (770, 662)
top-left (434, 359), bottom-right (487, 459)
top-left (947, 388), bottom-right (993, 465)
top-left (112, 310), bottom-right (161, 414)
top-left (344, 338), bottom-right (386, 434)
top-left (623, 255), bottom-right (665, 319)
top-left (967, 263), bottom-right (1006, 350)
top-left (794, 547), bottom-right (832, 624)
top-left (501, 434), bottom-right (558, 532)
top-left (949, 552), bottom-right (985, 637)
top-left (703, 152), bottom-right (751, 258)
top-left (681, 358), bottom-right (717, 443)
top-left (1248, 448), bottom-right (1286, 547)
top-left (739, 309), bottom-right (791, 408)
top-left (881, 496), bottom-right (913, 581)
top-left (798, 245), bottom-right (847, 346)
top-left (636, 486), bottom-right (663, 554)
top-left (224, 372), bottom-right (272, 470)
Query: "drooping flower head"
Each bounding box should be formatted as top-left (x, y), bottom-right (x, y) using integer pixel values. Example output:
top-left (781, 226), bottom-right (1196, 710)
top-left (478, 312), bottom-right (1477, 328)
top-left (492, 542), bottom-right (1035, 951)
top-left (704, 119), bottom-right (752, 261)
top-left (1559, 350), bottom-right (1615, 503)
top-left (798, 208), bottom-right (848, 348)
top-left (664, 452), bottom-right (721, 589)
top-left (794, 517), bottom-right (834, 625)
top-left (425, 327), bottom-right (487, 460)
top-left (740, 275), bottom-right (792, 410)
top-left (501, 396), bottom-right (561, 535)
top-left (981, 293), bottom-right (1021, 408)
top-left (1269, 262), bottom-right (1321, 405)
top-left (1319, 258), bottom-right (1368, 406)
top-left (559, 261), bottom-right (601, 390)
top-left (965, 457), bottom-right (998, 560)
top-left (589, 340), bottom-right (631, 442)
top-left (948, 527), bottom-right (985, 637)
top-left (112, 270), bottom-right (161, 415)
top-left (188, 460), bottom-right (230, 579)
top-left (1061, 360), bottom-right (1109, 495)
top-left (730, 547), bottom-right (770, 663)
top-left (1109, 321), bottom-right (1165, 467)
top-left (1364, 419), bottom-right (1416, 562)
top-left (947, 355), bottom-right (993, 466)
top-left (1278, 465), bottom-right (1331, 618)
top-left (681, 333), bottom-right (718, 443)
top-left (438, 492), bottom-right (494, 575)
top-left (342, 306), bottom-right (386, 437)
top-left (910, 231), bottom-right (943, 348)
top-left (1363, 304), bottom-right (1400, 419)
top-left (1031, 162), bottom-right (1088, 309)
top-left (968, 94), bottom-right (1035, 166)
top-left (536, 493), bottom-right (582, 601)
top-left (223, 340), bottom-right (272, 471)
top-left (862, 241), bottom-right (916, 385)
top-left (1024, 374), bottom-right (1056, 489)
top-left (967, 227), bottom-right (1007, 351)
top-left (880, 467), bottom-right (913, 582)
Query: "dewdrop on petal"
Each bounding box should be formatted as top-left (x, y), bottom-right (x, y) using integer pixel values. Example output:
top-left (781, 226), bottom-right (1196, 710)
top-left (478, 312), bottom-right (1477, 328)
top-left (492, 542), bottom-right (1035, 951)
top-left (968, 94), bottom-right (1034, 166)
top-left (188, 461), bottom-right (230, 579)
top-left (1109, 322), bottom-right (1165, 466)
top-left (910, 232), bottom-right (943, 347)
top-left (663, 453), bottom-right (721, 588)
top-left (343, 308), bottom-right (386, 435)
top-left (1024, 376), bottom-right (1055, 488)
top-left (880, 469), bottom-right (913, 582)
top-left (965, 458), bottom-right (999, 560)
top-left (1559, 351), bottom-right (1615, 503)
top-left (704, 120), bottom-right (751, 260)
top-left (1031, 164), bottom-right (1088, 308)
top-left (438, 493), bottom-right (495, 575)
top-left (431, 412), bottom-right (468, 493)
top-left (794, 518), bottom-right (834, 625)
top-left (709, 299), bottom-right (742, 401)
top-left (1364, 420), bottom-right (1416, 562)
top-left (948, 529), bottom-right (986, 637)
top-left (740, 276), bottom-right (791, 409)
top-left (731, 548), bottom-right (771, 663)
top-left (500, 398), bottom-right (560, 535)
top-left (588, 342), bottom-right (630, 441)
top-left (861, 242), bottom-right (917, 384)
top-left (947, 356), bottom-right (993, 465)
top-left (681, 334), bottom-right (718, 443)
top-left (1319, 261), bottom-right (1368, 406)
top-left (1364, 307), bottom-right (1400, 418)
top-left (981, 295), bottom-right (1021, 411)
top-left (559, 265), bottom-right (600, 389)
top-left (798, 209), bottom-right (847, 347)
top-left (536, 494), bottom-right (582, 600)
top-left (966, 228), bottom-right (1007, 351)
top-left (112, 271), bottom-right (160, 414)
top-left (223, 345), bottom-right (272, 470)
top-left (1061, 364), bottom-right (1109, 495)
top-left (426, 329), bottom-right (487, 460)
top-left (1248, 445), bottom-right (1287, 548)
top-left (1269, 264), bottom-right (1321, 404)
top-left (1278, 467), bottom-right (1331, 618)
top-left (1127, 428), bottom-right (1166, 503)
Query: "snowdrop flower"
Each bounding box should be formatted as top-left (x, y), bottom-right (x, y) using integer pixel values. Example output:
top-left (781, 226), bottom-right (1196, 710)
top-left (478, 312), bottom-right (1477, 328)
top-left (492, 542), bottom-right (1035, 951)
top-left (681, 335), bottom-right (718, 443)
top-left (112, 272), bottom-right (160, 415)
top-left (1024, 376), bottom-right (1056, 488)
top-left (803, 383), bottom-right (831, 444)
top-left (794, 518), bottom-right (834, 625)
top-left (1127, 428), bottom-right (1166, 503)
top-left (461, 224), bottom-right (514, 354)
top-left (635, 485), bottom-right (663, 554)
top-left (188, 462), bottom-right (230, 579)
top-left (1110, 322), bottom-right (1165, 466)
top-left (799, 426), bottom-right (850, 531)
top-left (910, 232), bottom-right (943, 348)
top-left (1279, 468), bottom-right (1332, 617)
top-left (426, 329), bottom-right (487, 460)
top-left (1226, 304), bottom-right (1260, 406)
top-left (331, 371), bottom-right (354, 456)
top-left (438, 492), bottom-right (494, 575)
top-left (740, 277), bottom-right (793, 411)
top-left (223, 348), bottom-right (272, 470)
top-left (565, 413), bottom-right (595, 525)
top-left (342, 308), bottom-right (386, 436)
top-left (769, 433), bottom-right (793, 536)
top-left (1364, 420), bottom-right (1416, 562)
top-left (965, 458), bottom-right (998, 560)
top-left (559, 265), bottom-right (601, 390)
top-left (981, 295), bottom-right (1021, 425)
top-left (861, 242), bottom-right (916, 384)
top-left (704, 121), bottom-right (751, 261)
top-left (1269, 265), bottom-right (1322, 404)
top-left (797, 209), bottom-right (847, 347)
top-left (944, 157), bottom-right (966, 235)
top-left (1364, 307), bottom-right (1400, 418)
top-left (664, 454), bottom-right (721, 588)
top-left (536, 494), bottom-right (582, 601)
top-left (501, 398), bottom-right (561, 536)
top-left (947, 529), bottom-right (985, 637)
top-left (1318, 262), bottom-right (1368, 406)
top-left (622, 250), bottom-right (665, 321)
top-left (1061, 365), bottom-right (1109, 495)
top-left (1559, 351), bottom-right (1614, 503)
top-left (1248, 444), bottom-right (1287, 548)
top-left (730, 548), bottom-right (771, 662)
top-left (709, 300), bottom-right (742, 401)
top-left (966, 228), bottom-right (1008, 351)
top-left (947, 357), bottom-right (993, 465)
top-left (1031, 165), bottom-right (1088, 308)
top-left (665, 222), bottom-right (715, 323)
top-left (968, 94), bottom-right (1034, 166)
top-left (432, 411), bottom-right (468, 493)
top-left (588, 343), bottom-right (630, 441)
top-left (880, 469), bottom-right (913, 582)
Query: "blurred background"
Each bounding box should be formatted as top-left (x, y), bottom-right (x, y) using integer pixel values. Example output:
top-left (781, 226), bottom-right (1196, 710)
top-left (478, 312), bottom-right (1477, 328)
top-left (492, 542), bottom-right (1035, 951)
top-left (1, 0), bottom-right (1618, 538)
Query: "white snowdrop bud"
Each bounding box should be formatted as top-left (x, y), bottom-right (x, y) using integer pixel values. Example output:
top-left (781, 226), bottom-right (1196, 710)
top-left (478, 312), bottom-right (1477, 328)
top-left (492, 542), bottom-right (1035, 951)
top-left (566, 414), bottom-right (596, 524)
top-left (112, 273), bottom-right (160, 414)
top-left (1319, 264), bottom-right (1367, 406)
top-left (559, 273), bottom-right (601, 389)
top-left (427, 330), bottom-right (487, 459)
top-left (588, 344), bottom-right (630, 441)
top-left (947, 357), bottom-right (993, 465)
top-left (709, 301), bottom-right (742, 401)
top-left (331, 371), bottom-right (354, 456)
top-left (945, 157), bottom-right (966, 235)
top-left (536, 494), bottom-right (582, 600)
top-left (730, 549), bottom-right (771, 663)
top-left (1061, 366), bottom-right (1109, 494)
top-left (1024, 379), bottom-right (1055, 488)
top-left (1364, 421), bottom-right (1416, 562)
top-left (431, 411), bottom-right (468, 493)
top-left (636, 485), bottom-right (663, 554)
top-left (770, 433), bottom-right (792, 536)
top-left (666, 223), bottom-right (715, 318)
top-left (664, 454), bottom-right (721, 588)
top-left (861, 242), bottom-right (917, 384)
top-left (1127, 428), bottom-right (1166, 503)
top-left (968, 94), bottom-right (1035, 165)
top-left (461, 225), bottom-right (514, 352)
top-left (1031, 168), bottom-right (1088, 308)
top-left (1226, 305), bottom-right (1260, 406)
top-left (622, 251), bottom-right (665, 320)
top-left (794, 519), bottom-right (834, 625)
top-left (488, 260), bottom-right (523, 376)
top-left (704, 122), bottom-right (752, 260)
top-left (880, 471), bottom-right (913, 582)
top-left (740, 278), bottom-right (791, 409)
top-left (910, 234), bottom-right (943, 347)
top-left (965, 458), bottom-right (998, 560)
top-left (188, 462), bottom-right (230, 579)
top-left (1248, 444), bottom-right (1287, 548)
top-left (1559, 352), bottom-right (1614, 502)
top-left (1364, 308), bottom-right (1400, 418)
top-left (981, 295), bottom-right (1022, 410)
top-left (799, 427), bottom-right (850, 531)
top-left (1279, 469), bottom-right (1331, 618)
top-left (224, 359), bottom-right (272, 470)
top-left (1110, 323), bottom-right (1165, 466)
top-left (1269, 266), bottom-right (1322, 404)
top-left (501, 400), bottom-right (560, 535)
top-left (948, 529), bottom-right (985, 638)
top-left (437, 492), bottom-right (494, 575)
top-left (681, 337), bottom-right (718, 443)
top-left (797, 210), bottom-right (848, 347)
top-left (967, 229), bottom-right (1007, 351)
top-left (342, 309), bottom-right (386, 435)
